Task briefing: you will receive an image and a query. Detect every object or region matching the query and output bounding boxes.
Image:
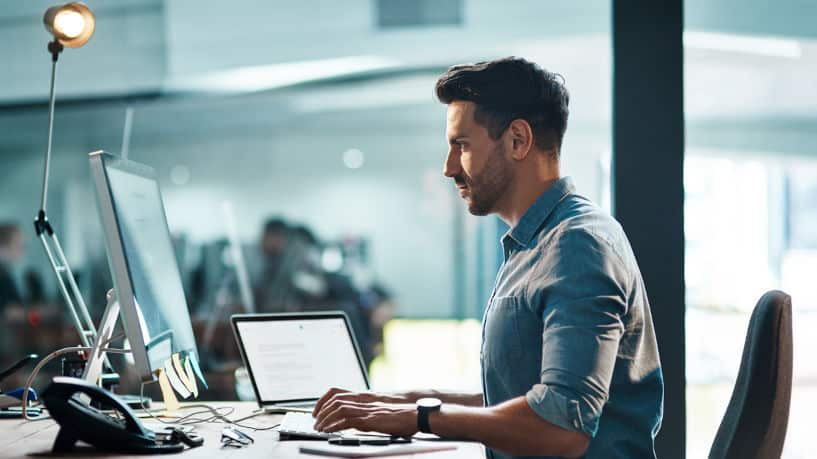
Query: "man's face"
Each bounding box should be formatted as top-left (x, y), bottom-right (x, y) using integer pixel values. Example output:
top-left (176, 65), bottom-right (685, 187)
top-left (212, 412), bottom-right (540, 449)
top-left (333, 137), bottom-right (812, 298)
top-left (443, 101), bottom-right (514, 216)
top-left (261, 231), bottom-right (287, 258)
top-left (0, 230), bottom-right (25, 264)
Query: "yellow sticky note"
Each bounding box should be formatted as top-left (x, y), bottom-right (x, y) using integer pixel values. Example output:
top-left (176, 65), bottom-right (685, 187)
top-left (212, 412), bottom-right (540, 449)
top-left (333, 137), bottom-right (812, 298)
top-left (172, 353), bottom-right (195, 395)
top-left (163, 360), bottom-right (191, 399)
top-left (156, 368), bottom-right (181, 414)
top-left (183, 356), bottom-right (199, 398)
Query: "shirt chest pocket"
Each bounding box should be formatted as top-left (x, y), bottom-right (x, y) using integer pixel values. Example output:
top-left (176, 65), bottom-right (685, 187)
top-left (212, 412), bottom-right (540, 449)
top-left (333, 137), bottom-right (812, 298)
top-left (483, 296), bottom-right (523, 370)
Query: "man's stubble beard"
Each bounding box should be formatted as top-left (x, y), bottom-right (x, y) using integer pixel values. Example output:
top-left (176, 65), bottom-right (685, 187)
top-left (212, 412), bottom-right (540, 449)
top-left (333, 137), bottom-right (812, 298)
top-left (464, 142), bottom-right (514, 216)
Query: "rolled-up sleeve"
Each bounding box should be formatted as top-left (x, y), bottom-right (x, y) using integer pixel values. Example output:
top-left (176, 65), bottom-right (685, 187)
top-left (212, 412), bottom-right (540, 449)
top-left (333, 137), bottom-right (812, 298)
top-left (525, 228), bottom-right (630, 438)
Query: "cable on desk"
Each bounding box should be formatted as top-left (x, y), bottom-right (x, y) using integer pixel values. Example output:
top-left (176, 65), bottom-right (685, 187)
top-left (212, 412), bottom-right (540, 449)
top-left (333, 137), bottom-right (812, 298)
top-left (21, 346), bottom-right (131, 421)
top-left (139, 382), bottom-right (279, 431)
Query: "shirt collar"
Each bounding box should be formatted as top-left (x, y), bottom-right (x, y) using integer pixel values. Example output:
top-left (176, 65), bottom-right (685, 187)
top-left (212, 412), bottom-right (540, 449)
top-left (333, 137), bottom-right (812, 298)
top-left (503, 177), bottom-right (575, 249)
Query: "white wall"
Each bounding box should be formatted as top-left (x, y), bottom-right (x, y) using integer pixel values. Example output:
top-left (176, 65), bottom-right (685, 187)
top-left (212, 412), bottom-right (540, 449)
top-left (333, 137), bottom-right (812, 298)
top-left (0, 0), bottom-right (165, 102)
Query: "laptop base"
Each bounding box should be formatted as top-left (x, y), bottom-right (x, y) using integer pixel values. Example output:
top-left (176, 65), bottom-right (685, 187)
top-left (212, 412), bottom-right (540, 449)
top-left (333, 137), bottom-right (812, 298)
top-left (263, 404), bottom-right (314, 414)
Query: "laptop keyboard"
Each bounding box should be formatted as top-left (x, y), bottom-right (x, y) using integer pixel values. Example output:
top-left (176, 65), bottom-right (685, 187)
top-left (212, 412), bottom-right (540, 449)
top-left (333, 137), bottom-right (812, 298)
top-left (279, 412), bottom-right (340, 439)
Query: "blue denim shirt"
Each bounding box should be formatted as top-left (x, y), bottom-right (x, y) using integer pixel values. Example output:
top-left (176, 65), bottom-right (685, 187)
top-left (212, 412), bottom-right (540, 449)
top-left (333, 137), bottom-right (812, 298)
top-left (481, 177), bottom-right (663, 459)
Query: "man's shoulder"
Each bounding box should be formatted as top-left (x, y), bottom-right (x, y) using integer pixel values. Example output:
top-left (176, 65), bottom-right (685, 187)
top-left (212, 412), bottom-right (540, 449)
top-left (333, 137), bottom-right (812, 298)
top-left (541, 193), bottom-right (626, 249)
top-left (525, 194), bottom-right (640, 291)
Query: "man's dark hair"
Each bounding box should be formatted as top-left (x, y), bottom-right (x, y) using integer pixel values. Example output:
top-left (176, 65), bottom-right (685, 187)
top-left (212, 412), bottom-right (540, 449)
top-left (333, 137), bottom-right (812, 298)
top-left (262, 218), bottom-right (288, 236)
top-left (435, 56), bottom-right (569, 156)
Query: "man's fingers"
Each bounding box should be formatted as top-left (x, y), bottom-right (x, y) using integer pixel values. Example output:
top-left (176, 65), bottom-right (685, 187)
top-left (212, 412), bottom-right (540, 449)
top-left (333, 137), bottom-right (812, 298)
top-left (313, 387), bottom-right (348, 416)
top-left (314, 403), bottom-right (370, 431)
top-left (322, 417), bottom-right (354, 433)
top-left (313, 387), bottom-right (345, 416)
top-left (315, 392), bottom-right (375, 419)
top-left (322, 414), bottom-right (377, 433)
top-left (315, 400), bottom-right (346, 428)
top-left (326, 413), bottom-right (390, 434)
top-left (318, 406), bottom-right (417, 438)
top-left (314, 388), bottom-right (364, 417)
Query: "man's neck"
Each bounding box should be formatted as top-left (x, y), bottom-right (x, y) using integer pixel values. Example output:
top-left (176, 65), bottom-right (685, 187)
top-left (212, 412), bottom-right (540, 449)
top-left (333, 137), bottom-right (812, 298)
top-left (497, 172), bottom-right (561, 228)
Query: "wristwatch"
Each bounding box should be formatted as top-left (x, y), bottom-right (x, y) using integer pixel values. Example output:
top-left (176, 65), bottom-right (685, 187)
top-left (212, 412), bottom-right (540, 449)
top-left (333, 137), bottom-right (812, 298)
top-left (416, 397), bottom-right (442, 434)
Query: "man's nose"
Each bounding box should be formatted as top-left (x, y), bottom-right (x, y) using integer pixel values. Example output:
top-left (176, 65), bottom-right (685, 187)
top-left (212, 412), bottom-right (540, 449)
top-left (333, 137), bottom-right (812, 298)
top-left (443, 149), bottom-right (460, 178)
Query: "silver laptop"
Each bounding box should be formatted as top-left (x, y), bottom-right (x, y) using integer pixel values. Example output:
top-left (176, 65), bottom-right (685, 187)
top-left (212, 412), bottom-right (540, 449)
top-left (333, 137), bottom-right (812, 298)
top-left (231, 312), bottom-right (370, 413)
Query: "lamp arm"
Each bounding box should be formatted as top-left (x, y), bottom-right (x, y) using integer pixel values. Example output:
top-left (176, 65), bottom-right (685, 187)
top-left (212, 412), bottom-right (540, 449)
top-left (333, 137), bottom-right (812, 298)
top-left (32, 39), bottom-right (100, 358)
top-left (38, 40), bottom-right (63, 218)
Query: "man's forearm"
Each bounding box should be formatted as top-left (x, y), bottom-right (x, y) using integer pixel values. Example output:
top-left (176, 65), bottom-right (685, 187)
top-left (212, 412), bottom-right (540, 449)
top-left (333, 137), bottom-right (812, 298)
top-left (427, 396), bottom-right (589, 458)
top-left (390, 389), bottom-right (483, 407)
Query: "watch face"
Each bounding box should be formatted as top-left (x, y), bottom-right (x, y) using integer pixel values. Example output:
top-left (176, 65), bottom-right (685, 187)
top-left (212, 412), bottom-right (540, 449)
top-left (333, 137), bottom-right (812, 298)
top-left (416, 397), bottom-right (442, 409)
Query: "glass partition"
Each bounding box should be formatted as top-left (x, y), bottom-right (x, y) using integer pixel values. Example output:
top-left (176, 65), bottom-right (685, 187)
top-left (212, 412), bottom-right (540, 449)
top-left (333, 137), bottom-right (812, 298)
top-left (685, 2), bottom-right (817, 456)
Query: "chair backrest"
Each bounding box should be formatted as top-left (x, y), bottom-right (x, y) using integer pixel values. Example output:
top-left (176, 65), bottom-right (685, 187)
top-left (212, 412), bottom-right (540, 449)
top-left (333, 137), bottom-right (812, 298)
top-left (709, 290), bottom-right (793, 459)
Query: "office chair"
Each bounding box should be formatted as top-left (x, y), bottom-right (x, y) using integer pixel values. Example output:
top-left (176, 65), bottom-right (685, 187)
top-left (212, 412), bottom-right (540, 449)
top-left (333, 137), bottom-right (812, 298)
top-left (709, 290), bottom-right (792, 459)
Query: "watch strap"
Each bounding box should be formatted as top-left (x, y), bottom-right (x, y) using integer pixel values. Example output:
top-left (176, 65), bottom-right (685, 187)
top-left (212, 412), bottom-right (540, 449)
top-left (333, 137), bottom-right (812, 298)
top-left (417, 406), bottom-right (433, 433)
top-left (416, 399), bottom-right (441, 434)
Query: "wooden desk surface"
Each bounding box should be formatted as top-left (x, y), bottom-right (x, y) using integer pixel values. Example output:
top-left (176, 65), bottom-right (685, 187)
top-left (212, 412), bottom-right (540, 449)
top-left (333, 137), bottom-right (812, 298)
top-left (0, 402), bottom-right (485, 459)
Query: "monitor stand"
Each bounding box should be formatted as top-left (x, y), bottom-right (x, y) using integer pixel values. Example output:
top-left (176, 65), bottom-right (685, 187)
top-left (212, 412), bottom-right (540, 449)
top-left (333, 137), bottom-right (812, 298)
top-left (82, 291), bottom-right (153, 410)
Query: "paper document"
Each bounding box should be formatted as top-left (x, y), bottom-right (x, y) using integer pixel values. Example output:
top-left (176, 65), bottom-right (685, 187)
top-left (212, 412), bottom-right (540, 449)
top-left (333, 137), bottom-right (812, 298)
top-left (299, 443), bottom-right (457, 457)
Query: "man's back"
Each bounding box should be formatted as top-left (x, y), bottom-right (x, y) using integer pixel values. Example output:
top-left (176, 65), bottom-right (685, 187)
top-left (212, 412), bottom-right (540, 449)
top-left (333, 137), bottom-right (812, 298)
top-left (481, 177), bottom-right (663, 459)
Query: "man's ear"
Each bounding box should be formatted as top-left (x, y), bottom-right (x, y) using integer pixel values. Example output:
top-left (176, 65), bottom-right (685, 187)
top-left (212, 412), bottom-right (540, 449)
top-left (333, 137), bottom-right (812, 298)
top-left (507, 119), bottom-right (534, 161)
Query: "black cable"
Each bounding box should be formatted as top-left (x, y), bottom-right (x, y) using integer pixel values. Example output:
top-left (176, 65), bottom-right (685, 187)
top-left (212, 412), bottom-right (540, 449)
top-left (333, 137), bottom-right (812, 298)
top-left (139, 382), bottom-right (279, 431)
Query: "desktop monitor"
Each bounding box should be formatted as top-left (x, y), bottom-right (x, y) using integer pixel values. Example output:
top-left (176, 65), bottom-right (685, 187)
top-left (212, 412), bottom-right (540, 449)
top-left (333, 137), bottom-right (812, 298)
top-left (89, 151), bottom-right (200, 383)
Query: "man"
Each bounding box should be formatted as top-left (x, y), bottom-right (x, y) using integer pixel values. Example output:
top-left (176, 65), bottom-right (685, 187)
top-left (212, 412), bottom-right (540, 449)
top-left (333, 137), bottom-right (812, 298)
top-left (0, 223), bottom-right (26, 313)
top-left (312, 57), bottom-right (663, 458)
top-left (1, 223), bottom-right (26, 363)
top-left (253, 218), bottom-right (293, 311)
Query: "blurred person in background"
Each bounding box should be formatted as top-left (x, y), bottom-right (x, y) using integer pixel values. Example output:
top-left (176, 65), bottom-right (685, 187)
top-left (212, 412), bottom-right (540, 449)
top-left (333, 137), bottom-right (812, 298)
top-left (253, 218), bottom-right (293, 311)
top-left (0, 223), bottom-right (26, 319)
top-left (253, 218), bottom-right (340, 313)
top-left (0, 223), bottom-right (64, 373)
top-left (0, 223), bottom-right (28, 364)
top-left (251, 218), bottom-right (386, 366)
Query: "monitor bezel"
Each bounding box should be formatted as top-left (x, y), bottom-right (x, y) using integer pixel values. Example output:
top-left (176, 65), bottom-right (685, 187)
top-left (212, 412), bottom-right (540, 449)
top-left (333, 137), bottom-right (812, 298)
top-left (89, 150), bottom-right (196, 383)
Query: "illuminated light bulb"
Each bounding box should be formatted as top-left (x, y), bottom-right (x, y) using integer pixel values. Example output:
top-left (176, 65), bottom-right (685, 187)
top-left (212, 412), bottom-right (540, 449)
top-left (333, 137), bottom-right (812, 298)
top-left (53, 9), bottom-right (84, 38)
top-left (44, 3), bottom-right (95, 48)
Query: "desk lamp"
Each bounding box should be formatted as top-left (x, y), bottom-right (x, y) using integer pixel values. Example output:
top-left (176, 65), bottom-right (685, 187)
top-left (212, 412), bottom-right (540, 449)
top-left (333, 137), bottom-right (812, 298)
top-left (35, 2), bottom-right (99, 349)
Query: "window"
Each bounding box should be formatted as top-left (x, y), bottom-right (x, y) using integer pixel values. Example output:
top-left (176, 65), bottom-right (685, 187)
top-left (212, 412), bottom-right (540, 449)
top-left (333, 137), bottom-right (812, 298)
top-left (685, 2), bottom-right (817, 456)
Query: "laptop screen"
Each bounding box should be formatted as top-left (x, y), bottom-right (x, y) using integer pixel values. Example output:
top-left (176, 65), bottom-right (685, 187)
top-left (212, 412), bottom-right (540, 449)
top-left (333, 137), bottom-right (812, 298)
top-left (233, 314), bottom-right (369, 404)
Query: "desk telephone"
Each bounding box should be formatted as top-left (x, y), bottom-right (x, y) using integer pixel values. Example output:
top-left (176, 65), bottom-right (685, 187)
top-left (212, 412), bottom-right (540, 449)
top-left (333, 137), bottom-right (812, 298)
top-left (42, 376), bottom-right (202, 454)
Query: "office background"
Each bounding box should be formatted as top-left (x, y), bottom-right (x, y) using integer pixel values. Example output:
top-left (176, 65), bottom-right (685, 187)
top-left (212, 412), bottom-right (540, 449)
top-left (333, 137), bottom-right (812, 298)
top-left (0, 1), bottom-right (815, 458)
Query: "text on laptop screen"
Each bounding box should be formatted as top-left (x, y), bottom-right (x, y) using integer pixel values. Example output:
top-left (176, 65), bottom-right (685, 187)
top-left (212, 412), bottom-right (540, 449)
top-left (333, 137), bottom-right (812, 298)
top-left (237, 318), bottom-right (368, 402)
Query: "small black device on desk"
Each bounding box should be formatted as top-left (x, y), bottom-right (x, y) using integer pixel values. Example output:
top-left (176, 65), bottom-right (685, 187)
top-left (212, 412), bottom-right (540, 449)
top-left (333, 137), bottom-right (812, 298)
top-left (329, 436), bottom-right (412, 446)
top-left (41, 376), bottom-right (203, 454)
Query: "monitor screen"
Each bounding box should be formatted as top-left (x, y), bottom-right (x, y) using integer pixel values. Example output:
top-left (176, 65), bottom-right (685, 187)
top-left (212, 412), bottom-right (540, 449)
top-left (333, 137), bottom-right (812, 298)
top-left (235, 316), bottom-right (368, 403)
top-left (102, 158), bottom-right (198, 373)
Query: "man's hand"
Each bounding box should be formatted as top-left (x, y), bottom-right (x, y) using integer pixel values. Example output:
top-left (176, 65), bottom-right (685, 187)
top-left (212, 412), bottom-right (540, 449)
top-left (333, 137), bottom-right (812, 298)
top-left (313, 398), bottom-right (418, 437)
top-left (312, 387), bottom-right (407, 417)
top-left (312, 390), bottom-right (590, 457)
